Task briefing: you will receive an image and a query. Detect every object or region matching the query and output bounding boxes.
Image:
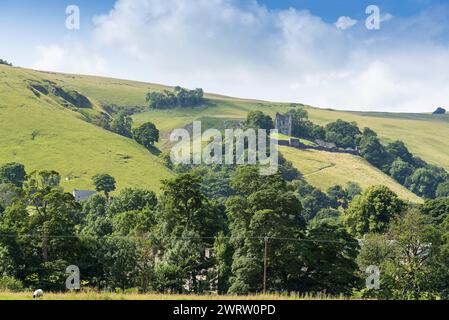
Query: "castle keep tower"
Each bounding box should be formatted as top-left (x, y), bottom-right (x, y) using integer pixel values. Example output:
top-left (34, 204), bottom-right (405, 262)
top-left (275, 113), bottom-right (293, 136)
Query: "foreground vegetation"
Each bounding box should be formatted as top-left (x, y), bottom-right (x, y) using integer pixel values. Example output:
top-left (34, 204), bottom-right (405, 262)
top-left (0, 291), bottom-right (352, 301)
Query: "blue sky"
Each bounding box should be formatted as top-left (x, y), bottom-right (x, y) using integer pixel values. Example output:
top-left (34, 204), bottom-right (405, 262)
top-left (1, 0), bottom-right (449, 112)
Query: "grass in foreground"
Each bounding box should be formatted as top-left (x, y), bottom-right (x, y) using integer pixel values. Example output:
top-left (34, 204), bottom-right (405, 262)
top-left (0, 291), bottom-right (352, 300)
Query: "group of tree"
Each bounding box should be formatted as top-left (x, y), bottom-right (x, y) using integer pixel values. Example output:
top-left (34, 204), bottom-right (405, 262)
top-left (105, 111), bottom-right (160, 151)
top-left (0, 161), bottom-right (355, 295)
top-left (348, 186), bottom-right (449, 299)
top-left (1, 158), bottom-right (449, 299)
top-left (358, 129), bottom-right (448, 199)
top-left (146, 86), bottom-right (204, 109)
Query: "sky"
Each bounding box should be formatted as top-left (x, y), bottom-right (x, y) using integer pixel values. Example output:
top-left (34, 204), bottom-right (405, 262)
top-left (1, 0), bottom-right (449, 112)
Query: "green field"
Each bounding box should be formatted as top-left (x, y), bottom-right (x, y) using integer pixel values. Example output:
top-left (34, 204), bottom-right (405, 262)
top-left (280, 146), bottom-right (422, 203)
top-left (1, 64), bottom-right (447, 198)
top-left (0, 66), bottom-right (173, 192)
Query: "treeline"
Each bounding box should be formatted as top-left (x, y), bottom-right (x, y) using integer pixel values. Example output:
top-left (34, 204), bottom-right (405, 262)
top-left (0, 59), bottom-right (12, 66)
top-left (146, 86), bottom-right (204, 109)
top-left (270, 109), bottom-right (449, 199)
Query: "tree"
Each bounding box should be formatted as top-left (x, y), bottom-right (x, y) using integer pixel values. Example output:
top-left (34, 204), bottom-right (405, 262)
top-left (110, 111), bottom-right (133, 138)
top-left (358, 210), bottom-right (441, 299)
top-left (0, 180), bottom-right (82, 290)
top-left (346, 182), bottom-right (362, 200)
top-left (325, 119), bottom-right (361, 149)
top-left (433, 107), bottom-right (446, 115)
top-left (436, 181), bottom-right (449, 198)
top-left (146, 87), bottom-right (204, 109)
top-left (0, 59), bottom-right (12, 66)
top-left (244, 111), bottom-right (274, 131)
top-left (311, 208), bottom-right (341, 225)
top-left (287, 109), bottom-right (325, 140)
top-left (0, 163), bottom-right (26, 187)
top-left (158, 173), bottom-right (224, 240)
top-left (133, 122), bottom-right (160, 150)
top-left (420, 197), bottom-right (449, 224)
top-left (108, 188), bottom-right (157, 215)
top-left (406, 167), bottom-right (444, 199)
top-left (344, 185), bottom-right (405, 237)
top-left (302, 223), bottom-right (359, 294)
top-left (327, 185), bottom-right (349, 209)
top-left (359, 135), bottom-right (393, 172)
top-left (386, 141), bottom-right (414, 164)
top-left (226, 167), bottom-right (306, 294)
top-left (27, 170), bottom-right (61, 190)
top-left (0, 183), bottom-right (20, 213)
top-left (301, 189), bottom-right (330, 221)
top-left (155, 174), bottom-right (224, 293)
top-left (92, 174), bottom-right (116, 198)
top-left (154, 230), bottom-right (210, 294)
top-left (389, 158), bottom-right (414, 185)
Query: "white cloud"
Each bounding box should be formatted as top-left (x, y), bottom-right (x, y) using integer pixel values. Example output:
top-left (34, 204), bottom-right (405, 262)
top-left (32, 43), bottom-right (107, 75)
top-left (30, 0), bottom-right (449, 112)
top-left (335, 16), bottom-right (357, 30)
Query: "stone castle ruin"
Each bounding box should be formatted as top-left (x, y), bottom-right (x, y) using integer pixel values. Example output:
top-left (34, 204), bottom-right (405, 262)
top-left (275, 113), bottom-right (293, 136)
top-left (274, 112), bottom-right (359, 156)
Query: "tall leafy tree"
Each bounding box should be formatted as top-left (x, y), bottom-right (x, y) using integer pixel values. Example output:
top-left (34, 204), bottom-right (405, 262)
top-left (406, 167), bottom-right (445, 199)
top-left (0, 163), bottom-right (26, 187)
top-left (358, 210), bottom-right (441, 299)
top-left (92, 173), bottom-right (116, 198)
top-left (389, 158), bottom-right (414, 185)
top-left (359, 134), bottom-right (393, 172)
top-left (302, 222), bottom-right (359, 295)
top-left (133, 122), bottom-right (160, 150)
top-left (227, 166), bottom-right (306, 294)
top-left (345, 185), bottom-right (405, 237)
top-left (325, 119), bottom-right (361, 149)
top-left (245, 111), bottom-right (274, 131)
top-left (436, 181), bottom-right (449, 198)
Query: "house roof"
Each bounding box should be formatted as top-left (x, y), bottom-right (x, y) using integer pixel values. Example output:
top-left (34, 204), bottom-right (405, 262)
top-left (73, 189), bottom-right (96, 202)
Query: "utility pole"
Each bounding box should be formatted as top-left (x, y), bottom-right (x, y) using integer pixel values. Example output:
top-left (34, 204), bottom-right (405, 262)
top-left (263, 236), bottom-right (269, 295)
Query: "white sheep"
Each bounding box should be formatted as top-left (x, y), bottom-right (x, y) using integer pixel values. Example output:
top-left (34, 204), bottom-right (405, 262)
top-left (33, 289), bottom-right (44, 299)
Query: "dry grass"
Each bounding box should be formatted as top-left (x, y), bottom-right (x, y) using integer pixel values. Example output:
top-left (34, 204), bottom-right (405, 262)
top-left (0, 291), bottom-right (352, 301)
top-left (280, 146), bottom-right (423, 203)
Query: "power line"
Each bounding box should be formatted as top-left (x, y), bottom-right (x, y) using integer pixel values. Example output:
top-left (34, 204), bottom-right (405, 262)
top-left (0, 233), bottom-right (362, 245)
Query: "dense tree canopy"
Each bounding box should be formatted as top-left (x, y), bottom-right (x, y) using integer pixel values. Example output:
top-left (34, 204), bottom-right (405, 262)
top-left (436, 181), bottom-right (449, 198)
top-left (146, 87), bottom-right (204, 109)
top-left (325, 120), bottom-right (361, 149)
top-left (245, 111), bottom-right (274, 131)
top-left (133, 122), bottom-right (160, 150)
top-left (345, 185), bottom-right (405, 237)
top-left (0, 163), bottom-right (26, 187)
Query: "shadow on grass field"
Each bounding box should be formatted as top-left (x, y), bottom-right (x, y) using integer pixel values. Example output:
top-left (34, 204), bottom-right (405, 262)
top-left (0, 291), bottom-right (352, 301)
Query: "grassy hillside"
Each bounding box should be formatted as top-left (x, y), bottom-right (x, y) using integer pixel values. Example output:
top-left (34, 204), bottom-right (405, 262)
top-left (280, 146), bottom-right (422, 203)
top-left (26, 68), bottom-right (449, 172)
top-left (0, 65), bottom-right (173, 192)
top-left (305, 108), bottom-right (449, 172)
top-left (0, 65), bottom-right (447, 200)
